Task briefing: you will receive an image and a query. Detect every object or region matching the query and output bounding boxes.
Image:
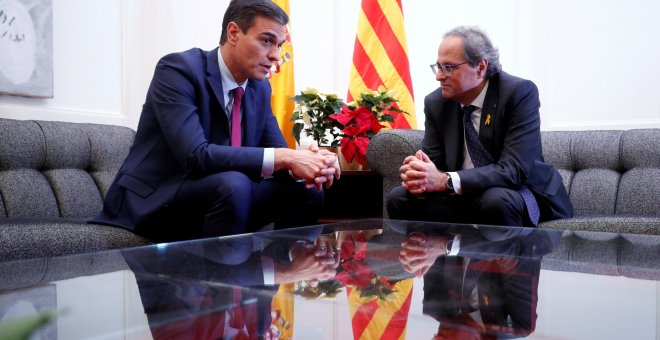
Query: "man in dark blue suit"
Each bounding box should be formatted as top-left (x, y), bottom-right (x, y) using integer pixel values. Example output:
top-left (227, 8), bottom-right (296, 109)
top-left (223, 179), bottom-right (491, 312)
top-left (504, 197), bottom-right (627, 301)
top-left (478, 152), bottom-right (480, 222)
top-left (387, 26), bottom-right (572, 227)
top-left (92, 0), bottom-right (340, 241)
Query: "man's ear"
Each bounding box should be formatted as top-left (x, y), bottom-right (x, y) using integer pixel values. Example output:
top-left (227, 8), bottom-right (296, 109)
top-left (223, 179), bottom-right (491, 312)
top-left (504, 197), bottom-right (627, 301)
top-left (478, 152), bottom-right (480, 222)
top-left (478, 59), bottom-right (489, 79)
top-left (226, 22), bottom-right (241, 44)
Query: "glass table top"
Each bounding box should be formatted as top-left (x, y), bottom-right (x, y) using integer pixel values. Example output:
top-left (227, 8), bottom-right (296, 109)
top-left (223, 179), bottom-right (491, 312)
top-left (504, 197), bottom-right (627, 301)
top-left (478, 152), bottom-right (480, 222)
top-left (1, 219), bottom-right (658, 339)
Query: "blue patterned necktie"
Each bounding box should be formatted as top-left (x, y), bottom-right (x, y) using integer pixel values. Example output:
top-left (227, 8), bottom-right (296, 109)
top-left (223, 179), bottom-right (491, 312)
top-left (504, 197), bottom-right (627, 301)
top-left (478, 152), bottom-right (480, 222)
top-left (462, 105), bottom-right (540, 225)
top-left (463, 105), bottom-right (492, 167)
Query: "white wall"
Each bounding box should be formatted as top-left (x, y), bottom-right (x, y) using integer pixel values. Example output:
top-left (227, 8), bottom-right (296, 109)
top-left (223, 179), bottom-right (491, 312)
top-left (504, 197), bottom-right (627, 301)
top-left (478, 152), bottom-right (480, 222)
top-left (1, 0), bottom-right (660, 131)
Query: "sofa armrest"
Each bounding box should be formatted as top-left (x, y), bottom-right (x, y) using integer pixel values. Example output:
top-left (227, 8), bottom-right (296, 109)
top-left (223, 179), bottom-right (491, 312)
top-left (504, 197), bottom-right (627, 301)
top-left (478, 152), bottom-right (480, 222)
top-left (366, 129), bottom-right (424, 216)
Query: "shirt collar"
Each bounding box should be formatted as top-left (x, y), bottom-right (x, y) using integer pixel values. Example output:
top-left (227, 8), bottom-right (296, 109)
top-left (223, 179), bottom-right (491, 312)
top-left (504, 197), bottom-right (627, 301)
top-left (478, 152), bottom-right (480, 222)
top-left (463, 80), bottom-right (489, 111)
top-left (217, 48), bottom-right (247, 104)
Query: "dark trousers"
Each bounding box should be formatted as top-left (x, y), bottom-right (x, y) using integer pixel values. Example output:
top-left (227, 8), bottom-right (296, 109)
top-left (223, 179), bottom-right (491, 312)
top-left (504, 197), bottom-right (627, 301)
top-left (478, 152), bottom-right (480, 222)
top-left (386, 186), bottom-right (534, 227)
top-left (139, 171), bottom-right (323, 242)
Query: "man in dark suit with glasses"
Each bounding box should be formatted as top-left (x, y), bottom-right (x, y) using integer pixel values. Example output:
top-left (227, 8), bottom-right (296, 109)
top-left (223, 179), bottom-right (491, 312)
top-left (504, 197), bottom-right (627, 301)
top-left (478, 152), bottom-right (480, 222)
top-left (387, 26), bottom-right (572, 227)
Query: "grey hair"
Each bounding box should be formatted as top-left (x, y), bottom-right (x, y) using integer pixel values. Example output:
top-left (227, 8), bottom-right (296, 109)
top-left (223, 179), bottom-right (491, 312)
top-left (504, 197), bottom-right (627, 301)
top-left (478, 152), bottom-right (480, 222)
top-left (444, 26), bottom-right (502, 78)
top-left (219, 0), bottom-right (289, 45)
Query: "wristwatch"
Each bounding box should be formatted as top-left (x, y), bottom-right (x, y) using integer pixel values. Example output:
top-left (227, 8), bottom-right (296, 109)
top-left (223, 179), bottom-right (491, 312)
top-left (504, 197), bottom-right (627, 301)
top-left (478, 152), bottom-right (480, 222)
top-left (446, 174), bottom-right (454, 193)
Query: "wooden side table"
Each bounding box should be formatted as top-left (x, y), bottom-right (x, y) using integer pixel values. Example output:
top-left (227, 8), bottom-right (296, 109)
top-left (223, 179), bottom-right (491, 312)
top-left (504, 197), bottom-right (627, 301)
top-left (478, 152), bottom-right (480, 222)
top-left (318, 170), bottom-right (383, 222)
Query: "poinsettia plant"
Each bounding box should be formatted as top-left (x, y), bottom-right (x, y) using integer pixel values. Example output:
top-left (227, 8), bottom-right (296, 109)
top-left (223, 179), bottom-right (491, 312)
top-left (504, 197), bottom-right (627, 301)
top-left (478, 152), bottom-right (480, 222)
top-left (335, 232), bottom-right (396, 301)
top-left (292, 231), bottom-right (398, 302)
top-left (329, 90), bottom-right (407, 166)
top-left (290, 88), bottom-right (346, 147)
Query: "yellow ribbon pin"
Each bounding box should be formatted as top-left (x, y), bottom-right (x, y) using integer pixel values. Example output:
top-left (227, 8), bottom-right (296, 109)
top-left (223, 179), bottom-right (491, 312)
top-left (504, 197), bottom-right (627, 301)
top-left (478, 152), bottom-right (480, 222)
top-left (485, 114), bottom-right (492, 126)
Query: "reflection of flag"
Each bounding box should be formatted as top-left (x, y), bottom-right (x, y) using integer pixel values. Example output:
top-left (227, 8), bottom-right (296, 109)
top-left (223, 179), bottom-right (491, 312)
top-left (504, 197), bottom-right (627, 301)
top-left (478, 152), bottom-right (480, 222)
top-left (348, 0), bottom-right (416, 129)
top-left (269, 283), bottom-right (295, 339)
top-left (269, 0), bottom-right (296, 148)
top-left (348, 279), bottom-right (414, 340)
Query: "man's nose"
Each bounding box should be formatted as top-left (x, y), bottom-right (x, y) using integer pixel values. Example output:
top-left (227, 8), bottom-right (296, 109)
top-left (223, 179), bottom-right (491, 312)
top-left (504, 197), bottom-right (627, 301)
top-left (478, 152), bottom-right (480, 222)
top-left (268, 46), bottom-right (281, 62)
top-left (436, 70), bottom-right (447, 82)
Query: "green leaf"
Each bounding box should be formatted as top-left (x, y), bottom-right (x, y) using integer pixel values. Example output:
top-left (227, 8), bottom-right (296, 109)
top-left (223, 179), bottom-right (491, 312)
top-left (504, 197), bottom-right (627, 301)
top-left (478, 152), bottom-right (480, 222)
top-left (289, 95), bottom-right (307, 103)
top-left (292, 123), bottom-right (304, 144)
top-left (0, 311), bottom-right (58, 340)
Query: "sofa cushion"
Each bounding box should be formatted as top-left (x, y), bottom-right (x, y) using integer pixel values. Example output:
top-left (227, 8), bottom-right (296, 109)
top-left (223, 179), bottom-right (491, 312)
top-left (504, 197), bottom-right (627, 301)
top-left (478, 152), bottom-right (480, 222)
top-left (39, 120), bottom-right (90, 169)
top-left (616, 168), bottom-right (660, 215)
top-left (0, 169), bottom-right (60, 218)
top-left (0, 119), bottom-right (45, 170)
top-left (0, 221), bottom-right (150, 262)
top-left (0, 119), bottom-right (134, 219)
top-left (541, 231), bottom-right (660, 281)
top-left (569, 169), bottom-right (620, 215)
top-left (84, 122), bottom-right (135, 198)
top-left (42, 169), bottom-right (103, 218)
top-left (540, 216), bottom-right (660, 235)
top-left (620, 129), bottom-right (660, 169)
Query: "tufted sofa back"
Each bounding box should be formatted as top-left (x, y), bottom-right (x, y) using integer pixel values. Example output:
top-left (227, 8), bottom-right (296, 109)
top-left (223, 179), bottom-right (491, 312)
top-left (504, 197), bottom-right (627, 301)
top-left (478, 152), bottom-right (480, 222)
top-left (541, 129), bottom-right (660, 217)
top-left (367, 128), bottom-right (660, 225)
top-left (0, 118), bottom-right (134, 220)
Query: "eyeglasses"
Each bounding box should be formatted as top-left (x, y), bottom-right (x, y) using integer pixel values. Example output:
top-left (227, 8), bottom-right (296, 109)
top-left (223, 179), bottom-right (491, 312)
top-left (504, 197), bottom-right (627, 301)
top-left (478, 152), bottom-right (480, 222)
top-left (430, 62), bottom-right (469, 77)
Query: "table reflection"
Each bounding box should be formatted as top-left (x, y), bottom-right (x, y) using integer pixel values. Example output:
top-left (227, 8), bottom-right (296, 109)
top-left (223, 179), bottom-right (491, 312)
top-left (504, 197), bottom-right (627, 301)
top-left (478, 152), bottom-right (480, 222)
top-left (122, 226), bottom-right (337, 339)
top-left (387, 221), bottom-right (561, 339)
top-left (122, 222), bottom-right (561, 339)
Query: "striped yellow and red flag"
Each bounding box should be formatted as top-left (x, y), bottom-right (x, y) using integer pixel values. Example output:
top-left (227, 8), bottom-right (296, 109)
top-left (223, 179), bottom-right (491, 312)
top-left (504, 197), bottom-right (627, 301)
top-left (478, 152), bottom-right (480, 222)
top-left (348, 0), bottom-right (416, 129)
top-left (269, 0), bottom-right (296, 148)
top-left (347, 279), bottom-right (414, 340)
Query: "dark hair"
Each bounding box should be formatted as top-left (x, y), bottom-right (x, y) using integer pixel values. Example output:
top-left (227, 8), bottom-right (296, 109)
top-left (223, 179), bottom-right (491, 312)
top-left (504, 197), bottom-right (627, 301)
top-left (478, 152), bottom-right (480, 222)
top-left (219, 0), bottom-right (289, 45)
top-left (444, 26), bottom-right (502, 78)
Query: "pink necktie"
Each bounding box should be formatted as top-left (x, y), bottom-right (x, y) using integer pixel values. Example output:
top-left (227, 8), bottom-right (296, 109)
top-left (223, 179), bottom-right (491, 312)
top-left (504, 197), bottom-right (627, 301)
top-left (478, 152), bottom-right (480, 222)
top-left (231, 87), bottom-right (244, 147)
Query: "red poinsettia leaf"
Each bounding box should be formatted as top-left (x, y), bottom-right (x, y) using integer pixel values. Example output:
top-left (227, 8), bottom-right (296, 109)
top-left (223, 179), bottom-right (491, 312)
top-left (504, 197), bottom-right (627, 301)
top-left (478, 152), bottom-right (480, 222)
top-left (336, 271), bottom-right (351, 285)
top-left (348, 136), bottom-right (370, 166)
top-left (342, 125), bottom-right (363, 137)
top-left (340, 234), bottom-right (355, 258)
top-left (341, 138), bottom-right (358, 163)
top-left (371, 118), bottom-right (385, 134)
top-left (329, 108), bottom-right (355, 126)
top-left (354, 111), bottom-right (375, 134)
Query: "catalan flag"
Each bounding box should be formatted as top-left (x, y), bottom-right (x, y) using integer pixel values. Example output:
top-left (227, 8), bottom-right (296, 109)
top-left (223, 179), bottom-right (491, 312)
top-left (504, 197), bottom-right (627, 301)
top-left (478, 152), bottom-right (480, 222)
top-left (269, 0), bottom-right (296, 148)
top-left (348, 279), bottom-right (414, 340)
top-left (348, 0), bottom-right (416, 129)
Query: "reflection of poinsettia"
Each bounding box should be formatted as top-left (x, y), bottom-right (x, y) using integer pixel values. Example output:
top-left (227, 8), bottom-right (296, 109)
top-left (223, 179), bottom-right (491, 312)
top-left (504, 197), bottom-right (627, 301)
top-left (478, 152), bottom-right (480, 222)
top-left (336, 233), bottom-right (396, 302)
top-left (329, 90), bottom-right (406, 166)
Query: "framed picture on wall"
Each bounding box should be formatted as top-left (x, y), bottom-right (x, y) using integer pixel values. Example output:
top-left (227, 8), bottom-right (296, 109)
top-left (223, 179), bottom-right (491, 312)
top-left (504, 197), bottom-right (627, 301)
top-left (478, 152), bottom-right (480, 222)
top-left (0, 0), bottom-right (53, 98)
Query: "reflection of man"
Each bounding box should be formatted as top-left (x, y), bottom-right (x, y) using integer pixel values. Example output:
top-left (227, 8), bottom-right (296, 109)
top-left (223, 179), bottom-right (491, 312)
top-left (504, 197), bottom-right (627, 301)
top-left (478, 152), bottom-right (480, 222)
top-left (124, 227), bottom-right (338, 339)
top-left (91, 0), bottom-right (339, 242)
top-left (397, 223), bottom-right (561, 339)
top-left (387, 26), bottom-right (572, 227)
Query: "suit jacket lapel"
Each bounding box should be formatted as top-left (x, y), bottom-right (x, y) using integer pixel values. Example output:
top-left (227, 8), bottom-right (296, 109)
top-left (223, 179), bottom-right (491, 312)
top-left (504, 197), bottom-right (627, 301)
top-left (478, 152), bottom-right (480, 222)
top-left (480, 77), bottom-right (499, 156)
top-left (243, 84), bottom-right (257, 146)
top-left (206, 48), bottom-right (226, 109)
top-left (446, 103), bottom-right (465, 171)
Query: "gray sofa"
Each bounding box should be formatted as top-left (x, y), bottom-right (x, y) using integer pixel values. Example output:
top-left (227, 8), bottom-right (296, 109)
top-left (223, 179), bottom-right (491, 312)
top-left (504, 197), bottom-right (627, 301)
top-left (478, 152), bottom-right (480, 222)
top-left (0, 118), bottom-right (151, 262)
top-left (366, 128), bottom-right (660, 235)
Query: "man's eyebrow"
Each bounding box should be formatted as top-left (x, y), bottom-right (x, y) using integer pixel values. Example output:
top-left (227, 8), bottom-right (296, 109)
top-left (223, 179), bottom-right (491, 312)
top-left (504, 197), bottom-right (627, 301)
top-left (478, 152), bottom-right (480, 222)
top-left (261, 31), bottom-right (286, 45)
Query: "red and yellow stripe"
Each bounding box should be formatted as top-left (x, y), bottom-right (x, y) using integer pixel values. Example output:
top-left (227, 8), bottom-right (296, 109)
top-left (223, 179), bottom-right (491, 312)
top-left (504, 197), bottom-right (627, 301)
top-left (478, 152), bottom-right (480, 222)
top-left (348, 0), bottom-right (416, 129)
top-left (348, 278), bottom-right (414, 340)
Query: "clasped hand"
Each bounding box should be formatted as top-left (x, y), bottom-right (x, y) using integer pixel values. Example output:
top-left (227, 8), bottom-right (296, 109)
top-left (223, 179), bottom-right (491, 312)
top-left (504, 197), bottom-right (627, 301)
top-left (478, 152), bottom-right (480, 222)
top-left (275, 238), bottom-right (339, 284)
top-left (399, 232), bottom-right (448, 277)
top-left (290, 145), bottom-right (342, 191)
top-left (399, 150), bottom-right (448, 194)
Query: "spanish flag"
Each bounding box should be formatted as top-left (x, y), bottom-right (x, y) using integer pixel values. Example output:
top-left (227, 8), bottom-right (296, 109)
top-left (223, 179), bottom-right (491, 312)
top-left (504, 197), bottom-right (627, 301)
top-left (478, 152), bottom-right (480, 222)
top-left (347, 0), bottom-right (416, 129)
top-left (269, 0), bottom-right (296, 148)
